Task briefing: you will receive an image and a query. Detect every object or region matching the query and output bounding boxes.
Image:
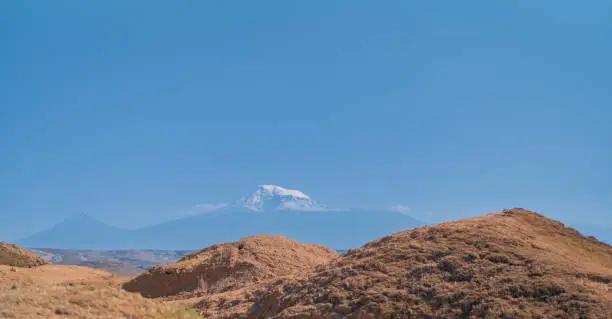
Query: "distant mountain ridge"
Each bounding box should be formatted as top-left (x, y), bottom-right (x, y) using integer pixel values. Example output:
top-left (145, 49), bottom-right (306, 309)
top-left (19, 185), bottom-right (611, 250)
top-left (18, 185), bottom-right (425, 250)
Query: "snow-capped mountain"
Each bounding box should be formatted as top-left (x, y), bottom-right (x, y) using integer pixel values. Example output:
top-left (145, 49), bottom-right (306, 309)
top-left (19, 184), bottom-right (426, 250)
top-left (238, 185), bottom-right (327, 212)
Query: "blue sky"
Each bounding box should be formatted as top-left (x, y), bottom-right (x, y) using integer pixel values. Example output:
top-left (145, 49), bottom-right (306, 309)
top-left (1, 1), bottom-right (611, 241)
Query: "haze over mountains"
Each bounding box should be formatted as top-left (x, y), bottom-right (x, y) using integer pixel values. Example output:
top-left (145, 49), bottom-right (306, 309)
top-left (19, 185), bottom-right (424, 250)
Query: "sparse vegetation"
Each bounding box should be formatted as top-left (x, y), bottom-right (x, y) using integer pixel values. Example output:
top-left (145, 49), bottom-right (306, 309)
top-left (0, 242), bottom-right (48, 268)
top-left (0, 263), bottom-right (202, 318)
top-left (123, 235), bottom-right (339, 318)
top-left (246, 209), bottom-right (612, 318)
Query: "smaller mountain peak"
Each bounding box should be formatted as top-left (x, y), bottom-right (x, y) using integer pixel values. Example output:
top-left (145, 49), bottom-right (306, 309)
top-left (50, 212), bottom-right (120, 232)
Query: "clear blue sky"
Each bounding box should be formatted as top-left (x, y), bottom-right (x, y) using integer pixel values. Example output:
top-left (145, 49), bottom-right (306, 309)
top-left (1, 1), bottom-right (611, 241)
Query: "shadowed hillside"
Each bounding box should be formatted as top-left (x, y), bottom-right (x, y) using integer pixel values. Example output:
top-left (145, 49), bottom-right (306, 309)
top-left (245, 208), bottom-right (612, 318)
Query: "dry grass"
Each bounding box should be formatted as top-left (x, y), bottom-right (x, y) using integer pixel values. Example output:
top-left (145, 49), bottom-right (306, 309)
top-left (247, 209), bottom-right (612, 318)
top-left (124, 235), bottom-right (340, 318)
top-left (0, 242), bottom-right (48, 268)
top-left (0, 264), bottom-right (201, 319)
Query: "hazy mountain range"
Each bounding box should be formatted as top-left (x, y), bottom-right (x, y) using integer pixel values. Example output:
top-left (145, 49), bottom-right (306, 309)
top-left (17, 185), bottom-right (611, 250)
top-left (18, 185), bottom-right (424, 250)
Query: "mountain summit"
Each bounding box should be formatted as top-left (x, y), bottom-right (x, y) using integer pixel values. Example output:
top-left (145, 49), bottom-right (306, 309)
top-left (238, 185), bottom-right (326, 212)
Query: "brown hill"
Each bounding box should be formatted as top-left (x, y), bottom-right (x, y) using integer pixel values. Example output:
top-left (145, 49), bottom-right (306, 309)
top-left (123, 235), bottom-right (340, 317)
top-left (247, 209), bottom-right (612, 318)
top-left (0, 264), bottom-right (200, 319)
top-left (0, 242), bottom-right (47, 268)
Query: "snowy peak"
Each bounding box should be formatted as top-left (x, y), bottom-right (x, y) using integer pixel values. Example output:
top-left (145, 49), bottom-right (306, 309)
top-left (257, 185), bottom-right (310, 199)
top-left (239, 185), bottom-right (326, 212)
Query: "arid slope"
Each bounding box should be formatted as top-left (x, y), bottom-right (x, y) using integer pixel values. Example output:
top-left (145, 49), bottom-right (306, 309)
top-left (247, 209), bottom-right (612, 318)
top-left (0, 263), bottom-right (199, 318)
top-left (123, 235), bottom-right (340, 318)
top-left (0, 242), bottom-right (48, 268)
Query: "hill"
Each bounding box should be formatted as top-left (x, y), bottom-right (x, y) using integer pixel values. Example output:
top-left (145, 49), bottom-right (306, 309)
top-left (0, 264), bottom-right (200, 318)
top-left (0, 242), bottom-right (48, 268)
top-left (123, 235), bottom-right (340, 318)
top-left (245, 209), bottom-right (612, 318)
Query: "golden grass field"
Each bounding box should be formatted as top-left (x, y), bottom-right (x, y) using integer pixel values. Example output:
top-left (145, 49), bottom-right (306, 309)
top-left (0, 264), bottom-right (201, 319)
